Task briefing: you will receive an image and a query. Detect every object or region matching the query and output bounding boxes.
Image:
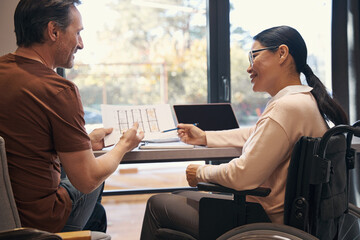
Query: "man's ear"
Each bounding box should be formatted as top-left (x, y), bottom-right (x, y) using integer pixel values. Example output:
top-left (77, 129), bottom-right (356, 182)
top-left (278, 44), bottom-right (289, 64)
top-left (47, 21), bottom-right (60, 42)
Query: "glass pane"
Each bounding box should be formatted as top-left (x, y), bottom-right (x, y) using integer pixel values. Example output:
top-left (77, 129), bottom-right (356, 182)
top-left (230, 0), bottom-right (332, 126)
top-left (66, 0), bottom-right (207, 129)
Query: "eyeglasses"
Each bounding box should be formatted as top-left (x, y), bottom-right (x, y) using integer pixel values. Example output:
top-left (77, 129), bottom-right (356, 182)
top-left (248, 46), bottom-right (279, 67)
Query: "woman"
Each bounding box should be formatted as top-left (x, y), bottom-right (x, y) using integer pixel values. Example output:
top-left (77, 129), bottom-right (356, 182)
top-left (140, 25), bottom-right (348, 239)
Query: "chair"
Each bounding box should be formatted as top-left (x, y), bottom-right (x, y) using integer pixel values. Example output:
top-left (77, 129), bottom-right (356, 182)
top-left (0, 136), bottom-right (110, 240)
top-left (156, 124), bottom-right (360, 240)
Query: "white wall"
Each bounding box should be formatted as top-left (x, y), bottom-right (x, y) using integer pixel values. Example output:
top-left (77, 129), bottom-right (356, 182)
top-left (0, 0), bottom-right (20, 56)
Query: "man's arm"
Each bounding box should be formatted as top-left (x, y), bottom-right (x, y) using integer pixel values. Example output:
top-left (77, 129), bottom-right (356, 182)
top-left (58, 123), bottom-right (144, 194)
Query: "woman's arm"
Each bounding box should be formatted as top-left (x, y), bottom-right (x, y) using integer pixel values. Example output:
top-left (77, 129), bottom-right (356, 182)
top-left (193, 118), bottom-right (290, 190)
top-left (206, 126), bottom-right (255, 148)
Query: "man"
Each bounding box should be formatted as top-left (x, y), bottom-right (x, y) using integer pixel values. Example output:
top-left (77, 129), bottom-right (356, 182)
top-left (0, 0), bottom-right (144, 234)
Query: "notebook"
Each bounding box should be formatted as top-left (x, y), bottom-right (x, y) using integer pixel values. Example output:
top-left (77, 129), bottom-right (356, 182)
top-left (173, 103), bottom-right (239, 131)
top-left (139, 141), bottom-right (194, 149)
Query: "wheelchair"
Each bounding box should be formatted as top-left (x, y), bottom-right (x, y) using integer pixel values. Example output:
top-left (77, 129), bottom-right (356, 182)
top-left (155, 122), bottom-right (360, 240)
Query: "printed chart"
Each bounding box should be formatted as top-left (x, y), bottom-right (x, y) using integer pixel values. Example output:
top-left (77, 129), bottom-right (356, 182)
top-left (116, 108), bottom-right (160, 134)
top-left (101, 104), bottom-right (178, 146)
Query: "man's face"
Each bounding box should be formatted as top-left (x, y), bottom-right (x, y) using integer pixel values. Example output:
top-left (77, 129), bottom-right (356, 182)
top-left (55, 6), bottom-right (84, 69)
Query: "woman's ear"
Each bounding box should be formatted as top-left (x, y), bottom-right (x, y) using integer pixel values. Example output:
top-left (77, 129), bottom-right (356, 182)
top-left (278, 44), bottom-right (289, 64)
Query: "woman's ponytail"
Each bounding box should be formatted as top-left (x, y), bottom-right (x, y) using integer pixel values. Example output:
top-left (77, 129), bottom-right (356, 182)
top-left (303, 64), bottom-right (348, 125)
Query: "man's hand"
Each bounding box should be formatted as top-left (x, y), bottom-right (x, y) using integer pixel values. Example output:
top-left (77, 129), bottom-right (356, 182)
top-left (89, 128), bottom-right (113, 151)
top-left (118, 122), bottom-right (144, 152)
top-left (186, 164), bottom-right (201, 187)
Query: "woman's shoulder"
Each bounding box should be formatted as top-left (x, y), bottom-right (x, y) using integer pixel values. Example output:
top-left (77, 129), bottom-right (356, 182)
top-left (261, 91), bottom-right (319, 124)
top-left (270, 91), bottom-right (314, 111)
top-left (257, 91), bottom-right (327, 141)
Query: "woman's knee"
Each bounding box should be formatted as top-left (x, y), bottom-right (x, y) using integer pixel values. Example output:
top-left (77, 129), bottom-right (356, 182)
top-left (147, 194), bottom-right (171, 212)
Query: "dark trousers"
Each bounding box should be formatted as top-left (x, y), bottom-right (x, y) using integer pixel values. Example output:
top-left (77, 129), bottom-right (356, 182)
top-left (140, 191), bottom-right (232, 240)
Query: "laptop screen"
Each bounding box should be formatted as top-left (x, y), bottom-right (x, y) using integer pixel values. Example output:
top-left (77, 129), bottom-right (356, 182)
top-left (173, 103), bottom-right (239, 131)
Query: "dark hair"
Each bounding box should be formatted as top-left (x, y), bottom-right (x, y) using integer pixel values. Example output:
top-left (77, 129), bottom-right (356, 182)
top-left (253, 26), bottom-right (348, 125)
top-left (14, 0), bottom-right (81, 47)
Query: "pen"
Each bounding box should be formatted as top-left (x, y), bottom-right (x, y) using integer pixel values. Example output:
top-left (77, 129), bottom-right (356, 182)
top-left (161, 123), bottom-right (198, 133)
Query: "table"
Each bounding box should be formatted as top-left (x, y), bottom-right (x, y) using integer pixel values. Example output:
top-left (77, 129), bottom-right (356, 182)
top-left (94, 146), bottom-right (242, 164)
top-left (96, 138), bottom-right (360, 196)
top-left (94, 146), bottom-right (242, 196)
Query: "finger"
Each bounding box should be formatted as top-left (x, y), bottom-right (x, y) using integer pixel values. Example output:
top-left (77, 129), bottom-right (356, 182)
top-left (187, 178), bottom-right (196, 187)
top-left (177, 128), bottom-right (185, 133)
top-left (133, 122), bottom-right (139, 128)
top-left (104, 128), bottom-right (113, 135)
top-left (138, 131), bottom-right (145, 139)
top-left (187, 180), bottom-right (191, 187)
top-left (177, 123), bottom-right (192, 129)
top-left (186, 175), bottom-right (191, 183)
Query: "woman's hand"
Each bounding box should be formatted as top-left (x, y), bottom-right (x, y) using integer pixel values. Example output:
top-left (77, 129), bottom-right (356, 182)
top-left (89, 127), bottom-right (113, 151)
top-left (186, 164), bottom-right (201, 187)
top-left (118, 122), bottom-right (144, 152)
top-left (177, 123), bottom-right (207, 145)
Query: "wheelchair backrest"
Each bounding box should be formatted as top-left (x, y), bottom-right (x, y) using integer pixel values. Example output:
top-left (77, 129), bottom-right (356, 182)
top-left (284, 127), bottom-right (353, 239)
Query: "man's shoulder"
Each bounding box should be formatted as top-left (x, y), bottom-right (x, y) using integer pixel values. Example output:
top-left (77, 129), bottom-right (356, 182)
top-left (0, 53), bottom-right (11, 60)
top-left (26, 65), bottom-right (76, 91)
top-left (0, 53), bottom-right (16, 64)
top-left (13, 64), bottom-right (79, 101)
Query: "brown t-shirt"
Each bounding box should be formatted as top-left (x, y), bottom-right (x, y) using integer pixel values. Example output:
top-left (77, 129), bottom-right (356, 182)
top-left (0, 54), bottom-right (92, 232)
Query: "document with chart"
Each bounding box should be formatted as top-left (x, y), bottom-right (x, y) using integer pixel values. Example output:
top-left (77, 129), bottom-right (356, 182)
top-left (101, 104), bottom-right (179, 146)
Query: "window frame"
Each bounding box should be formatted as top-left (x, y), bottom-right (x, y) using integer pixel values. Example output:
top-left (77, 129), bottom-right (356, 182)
top-left (57, 0), bottom-right (353, 122)
top-left (207, 0), bottom-right (231, 103)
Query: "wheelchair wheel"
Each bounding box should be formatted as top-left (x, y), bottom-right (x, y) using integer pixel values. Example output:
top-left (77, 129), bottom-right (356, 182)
top-left (216, 223), bottom-right (318, 240)
top-left (338, 204), bottom-right (360, 240)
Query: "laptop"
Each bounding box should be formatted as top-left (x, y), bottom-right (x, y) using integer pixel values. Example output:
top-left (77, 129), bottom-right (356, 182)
top-left (173, 103), bottom-right (239, 131)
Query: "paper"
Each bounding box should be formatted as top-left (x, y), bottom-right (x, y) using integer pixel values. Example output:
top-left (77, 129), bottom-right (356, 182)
top-left (139, 141), bottom-right (194, 149)
top-left (101, 104), bottom-right (178, 146)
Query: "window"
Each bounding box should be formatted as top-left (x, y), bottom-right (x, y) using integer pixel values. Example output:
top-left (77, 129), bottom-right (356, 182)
top-left (66, 0), bottom-right (207, 129)
top-left (229, 0), bottom-right (332, 125)
top-left (67, 0), bottom-right (333, 128)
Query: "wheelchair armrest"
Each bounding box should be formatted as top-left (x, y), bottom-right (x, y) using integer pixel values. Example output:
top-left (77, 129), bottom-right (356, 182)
top-left (197, 182), bottom-right (271, 197)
